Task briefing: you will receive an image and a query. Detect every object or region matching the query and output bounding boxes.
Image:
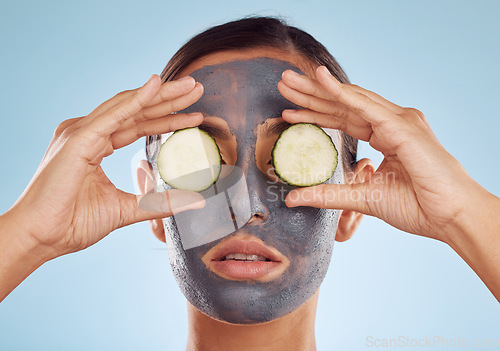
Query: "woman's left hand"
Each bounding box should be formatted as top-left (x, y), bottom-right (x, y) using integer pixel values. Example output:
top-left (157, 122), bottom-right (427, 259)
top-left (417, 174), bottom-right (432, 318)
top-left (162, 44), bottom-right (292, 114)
top-left (277, 67), bottom-right (500, 301)
top-left (277, 66), bottom-right (493, 244)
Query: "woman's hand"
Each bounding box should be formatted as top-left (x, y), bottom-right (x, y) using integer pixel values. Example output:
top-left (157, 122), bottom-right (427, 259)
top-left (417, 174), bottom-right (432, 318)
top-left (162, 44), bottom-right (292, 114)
top-left (279, 67), bottom-right (483, 241)
top-left (2, 75), bottom-right (205, 262)
top-left (278, 67), bottom-right (500, 300)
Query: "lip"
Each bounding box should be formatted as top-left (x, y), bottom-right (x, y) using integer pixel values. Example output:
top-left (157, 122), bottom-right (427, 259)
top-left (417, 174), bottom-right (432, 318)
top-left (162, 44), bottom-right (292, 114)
top-left (201, 233), bottom-right (290, 282)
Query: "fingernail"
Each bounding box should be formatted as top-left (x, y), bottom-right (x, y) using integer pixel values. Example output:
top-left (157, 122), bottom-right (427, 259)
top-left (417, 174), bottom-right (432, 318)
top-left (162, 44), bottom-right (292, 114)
top-left (286, 190), bottom-right (299, 203)
top-left (139, 75), bottom-right (157, 91)
top-left (145, 74), bottom-right (156, 84)
top-left (283, 70), bottom-right (299, 78)
top-left (318, 66), bottom-right (331, 76)
top-left (178, 76), bottom-right (193, 81)
top-left (285, 193), bottom-right (299, 207)
top-left (283, 109), bottom-right (297, 114)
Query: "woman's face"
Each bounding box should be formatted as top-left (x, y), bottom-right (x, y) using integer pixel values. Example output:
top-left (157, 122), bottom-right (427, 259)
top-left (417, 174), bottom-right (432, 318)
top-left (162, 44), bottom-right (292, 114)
top-left (152, 50), bottom-right (345, 324)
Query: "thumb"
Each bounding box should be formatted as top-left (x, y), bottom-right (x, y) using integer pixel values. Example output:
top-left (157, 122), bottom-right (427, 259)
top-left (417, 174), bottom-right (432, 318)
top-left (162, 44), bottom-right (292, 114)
top-left (285, 183), bottom-right (372, 215)
top-left (120, 189), bottom-right (206, 227)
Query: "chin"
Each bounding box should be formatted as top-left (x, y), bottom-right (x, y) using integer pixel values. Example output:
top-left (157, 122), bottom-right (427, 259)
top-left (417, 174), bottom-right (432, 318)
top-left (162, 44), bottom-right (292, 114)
top-left (162, 207), bottom-right (339, 324)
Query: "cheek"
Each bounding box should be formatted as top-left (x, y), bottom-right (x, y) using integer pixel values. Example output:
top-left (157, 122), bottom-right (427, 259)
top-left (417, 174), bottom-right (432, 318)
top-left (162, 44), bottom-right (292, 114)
top-left (162, 217), bottom-right (185, 263)
top-left (281, 208), bottom-right (338, 254)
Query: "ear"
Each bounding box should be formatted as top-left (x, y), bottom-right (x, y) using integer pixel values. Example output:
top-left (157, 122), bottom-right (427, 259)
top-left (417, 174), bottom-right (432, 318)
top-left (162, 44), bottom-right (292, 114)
top-left (335, 158), bottom-right (375, 242)
top-left (136, 160), bottom-right (166, 243)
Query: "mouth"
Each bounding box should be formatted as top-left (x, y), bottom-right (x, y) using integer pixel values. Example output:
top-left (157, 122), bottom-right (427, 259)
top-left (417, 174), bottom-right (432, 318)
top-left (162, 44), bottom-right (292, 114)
top-left (201, 233), bottom-right (290, 282)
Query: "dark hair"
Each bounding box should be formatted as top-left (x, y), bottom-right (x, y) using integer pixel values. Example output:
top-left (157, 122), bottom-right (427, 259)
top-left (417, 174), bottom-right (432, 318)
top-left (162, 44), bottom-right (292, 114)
top-left (146, 16), bottom-right (357, 172)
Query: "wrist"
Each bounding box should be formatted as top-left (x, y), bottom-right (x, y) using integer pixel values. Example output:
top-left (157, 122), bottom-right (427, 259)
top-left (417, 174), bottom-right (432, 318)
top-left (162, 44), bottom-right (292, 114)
top-left (0, 211), bottom-right (53, 269)
top-left (443, 183), bottom-right (500, 300)
top-left (444, 182), bottom-right (498, 247)
top-left (0, 211), bottom-right (52, 301)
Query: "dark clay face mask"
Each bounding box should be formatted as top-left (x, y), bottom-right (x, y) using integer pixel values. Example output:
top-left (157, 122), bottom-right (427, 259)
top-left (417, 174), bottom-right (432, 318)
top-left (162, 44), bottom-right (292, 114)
top-left (152, 58), bottom-right (344, 324)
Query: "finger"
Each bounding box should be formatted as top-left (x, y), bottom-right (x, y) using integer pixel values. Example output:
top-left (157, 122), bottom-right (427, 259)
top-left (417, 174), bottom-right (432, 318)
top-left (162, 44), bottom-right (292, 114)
top-left (281, 69), bottom-right (334, 100)
top-left (146, 76), bottom-right (198, 106)
top-left (282, 69), bottom-right (404, 115)
top-left (285, 183), bottom-right (372, 215)
top-left (348, 85), bottom-right (405, 114)
top-left (131, 82), bottom-right (204, 123)
top-left (119, 189), bottom-right (206, 227)
top-left (110, 112), bottom-right (203, 149)
top-left (315, 67), bottom-right (434, 154)
top-left (88, 76), bottom-right (198, 118)
top-left (282, 109), bottom-right (373, 142)
top-left (278, 80), bottom-right (370, 129)
top-left (279, 76), bottom-right (370, 129)
top-left (278, 80), bottom-right (346, 116)
top-left (86, 91), bottom-right (135, 119)
top-left (315, 66), bottom-right (399, 127)
top-left (112, 82), bottom-right (203, 134)
top-left (84, 74), bottom-right (161, 137)
top-left (62, 75), bottom-right (161, 165)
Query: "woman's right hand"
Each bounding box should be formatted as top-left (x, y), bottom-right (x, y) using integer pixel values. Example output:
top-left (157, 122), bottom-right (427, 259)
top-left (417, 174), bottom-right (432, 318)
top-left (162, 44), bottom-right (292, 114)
top-left (1, 74), bottom-right (205, 264)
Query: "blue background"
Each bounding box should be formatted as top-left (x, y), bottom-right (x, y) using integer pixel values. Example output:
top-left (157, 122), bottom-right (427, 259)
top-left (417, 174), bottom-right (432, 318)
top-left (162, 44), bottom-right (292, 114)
top-left (1, 0), bottom-right (499, 350)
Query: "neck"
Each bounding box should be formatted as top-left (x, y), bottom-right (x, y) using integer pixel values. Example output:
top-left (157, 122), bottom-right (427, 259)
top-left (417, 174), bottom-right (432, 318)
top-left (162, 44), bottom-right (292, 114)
top-left (185, 291), bottom-right (318, 351)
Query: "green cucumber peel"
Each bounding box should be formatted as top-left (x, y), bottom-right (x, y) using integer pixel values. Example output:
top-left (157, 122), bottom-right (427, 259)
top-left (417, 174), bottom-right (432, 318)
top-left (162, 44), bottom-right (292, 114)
top-left (157, 127), bottom-right (222, 192)
top-left (271, 123), bottom-right (338, 187)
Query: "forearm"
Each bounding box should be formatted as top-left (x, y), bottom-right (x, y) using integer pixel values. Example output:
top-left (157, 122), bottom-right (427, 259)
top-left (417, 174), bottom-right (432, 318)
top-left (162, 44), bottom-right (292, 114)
top-left (445, 183), bottom-right (500, 301)
top-left (0, 212), bottom-right (48, 302)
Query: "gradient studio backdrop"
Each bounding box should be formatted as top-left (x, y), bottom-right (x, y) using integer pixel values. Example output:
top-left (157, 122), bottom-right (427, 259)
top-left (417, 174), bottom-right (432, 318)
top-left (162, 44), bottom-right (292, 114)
top-left (1, 1), bottom-right (499, 350)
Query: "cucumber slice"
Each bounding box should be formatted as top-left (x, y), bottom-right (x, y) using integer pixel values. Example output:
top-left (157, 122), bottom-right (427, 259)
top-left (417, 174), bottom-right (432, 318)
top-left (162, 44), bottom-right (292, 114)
top-left (158, 127), bottom-right (221, 192)
top-left (271, 123), bottom-right (338, 187)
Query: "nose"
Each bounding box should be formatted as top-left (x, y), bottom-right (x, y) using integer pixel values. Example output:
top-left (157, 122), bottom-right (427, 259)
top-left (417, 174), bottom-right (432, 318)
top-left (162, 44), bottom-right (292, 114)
top-left (247, 203), bottom-right (269, 225)
top-left (244, 162), bottom-right (270, 225)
